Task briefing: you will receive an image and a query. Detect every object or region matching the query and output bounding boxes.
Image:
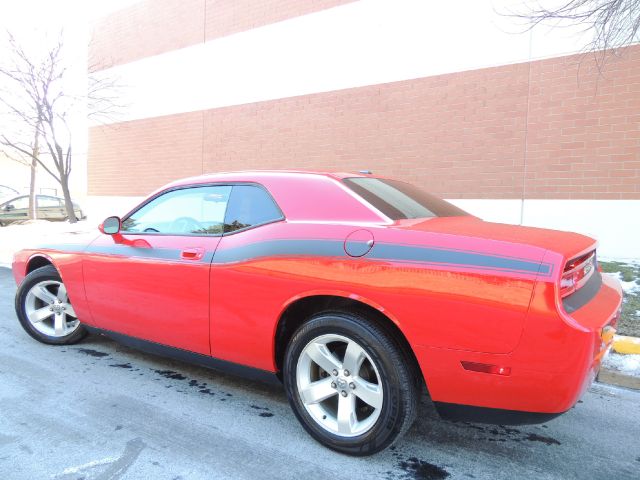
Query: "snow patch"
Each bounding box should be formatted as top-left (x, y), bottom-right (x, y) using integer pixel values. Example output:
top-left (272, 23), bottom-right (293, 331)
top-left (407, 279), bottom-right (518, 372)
top-left (53, 456), bottom-right (117, 477)
top-left (599, 257), bottom-right (640, 266)
top-left (603, 352), bottom-right (640, 378)
top-left (606, 271), bottom-right (640, 295)
top-left (621, 280), bottom-right (640, 295)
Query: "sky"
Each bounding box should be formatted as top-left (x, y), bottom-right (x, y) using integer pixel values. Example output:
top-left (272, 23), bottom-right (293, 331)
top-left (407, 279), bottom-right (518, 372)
top-left (0, 0), bottom-right (139, 192)
top-left (0, 0), bottom-right (141, 66)
top-left (0, 0), bottom-right (137, 34)
top-left (0, 0), bottom-right (139, 102)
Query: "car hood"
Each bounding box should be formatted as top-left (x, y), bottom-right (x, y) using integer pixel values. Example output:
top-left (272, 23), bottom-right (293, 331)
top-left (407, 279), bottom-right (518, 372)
top-left (19, 229), bottom-right (99, 253)
top-left (393, 216), bottom-right (595, 259)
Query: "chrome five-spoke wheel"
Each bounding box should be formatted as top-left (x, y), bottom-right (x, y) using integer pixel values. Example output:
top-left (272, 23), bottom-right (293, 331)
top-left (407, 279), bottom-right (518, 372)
top-left (284, 312), bottom-right (419, 456)
top-left (25, 280), bottom-right (79, 337)
top-left (297, 334), bottom-right (383, 437)
top-left (15, 265), bottom-right (86, 345)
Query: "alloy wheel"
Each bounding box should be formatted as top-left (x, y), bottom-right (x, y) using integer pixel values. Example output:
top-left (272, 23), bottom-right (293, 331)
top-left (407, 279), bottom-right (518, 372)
top-left (296, 333), bottom-right (383, 437)
top-left (24, 280), bottom-right (80, 337)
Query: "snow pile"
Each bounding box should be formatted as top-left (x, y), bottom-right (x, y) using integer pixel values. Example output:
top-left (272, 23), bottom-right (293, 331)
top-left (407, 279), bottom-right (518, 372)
top-left (602, 270), bottom-right (640, 295)
top-left (603, 352), bottom-right (640, 378)
top-left (618, 277), bottom-right (640, 295)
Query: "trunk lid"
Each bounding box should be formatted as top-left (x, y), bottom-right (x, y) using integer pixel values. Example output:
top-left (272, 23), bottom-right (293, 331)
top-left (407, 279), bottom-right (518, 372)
top-left (394, 216), bottom-right (595, 259)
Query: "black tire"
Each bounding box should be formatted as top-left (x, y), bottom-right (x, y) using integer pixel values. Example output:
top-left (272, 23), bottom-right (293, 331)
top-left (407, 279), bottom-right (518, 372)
top-left (283, 311), bottom-right (419, 455)
top-left (15, 265), bottom-right (87, 345)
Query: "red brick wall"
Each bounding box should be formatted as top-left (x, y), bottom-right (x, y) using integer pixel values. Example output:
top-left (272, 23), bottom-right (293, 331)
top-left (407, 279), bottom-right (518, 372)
top-left (88, 112), bottom-right (204, 195)
top-left (525, 53), bottom-right (640, 199)
top-left (88, 45), bottom-right (640, 199)
top-left (90, 0), bottom-right (357, 69)
top-left (90, 0), bottom-right (205, 69)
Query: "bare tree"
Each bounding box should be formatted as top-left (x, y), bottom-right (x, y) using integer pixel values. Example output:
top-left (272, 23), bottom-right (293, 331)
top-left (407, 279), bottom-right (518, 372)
top-left (26, 126), bottom-right (40, 220)
top-left (511, 1), bottom-right (640, 62)
top-left (0, 128), bottom-right (40, 220)
top-left (0, 33), bottom-right (43, 220)
top-left (0, 32), bottom-right (121, 223)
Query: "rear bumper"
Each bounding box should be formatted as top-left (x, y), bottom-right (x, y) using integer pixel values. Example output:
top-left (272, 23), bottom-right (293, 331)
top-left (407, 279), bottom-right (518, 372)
top-left (433, 402), bottom-right (565, 425)
top-left (416, 273), bottom-right (622, 419)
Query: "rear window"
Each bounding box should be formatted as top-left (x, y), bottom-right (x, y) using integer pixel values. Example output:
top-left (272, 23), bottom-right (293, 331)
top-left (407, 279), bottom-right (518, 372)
top-left (343, 177), bottom-right (469, 220)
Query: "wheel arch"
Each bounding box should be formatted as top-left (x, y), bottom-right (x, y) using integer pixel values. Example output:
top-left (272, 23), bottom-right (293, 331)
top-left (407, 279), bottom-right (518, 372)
top-left (273, 292), bottom-right (425, 391)
top-left (26, 254), bottom-right (56, 275)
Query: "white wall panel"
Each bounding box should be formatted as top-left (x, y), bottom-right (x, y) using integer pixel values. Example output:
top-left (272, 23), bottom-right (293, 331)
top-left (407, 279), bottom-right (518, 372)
top-left (95, 0), bottom-right (593, 124)
top-left (449, 199), bottom-right (640, 259)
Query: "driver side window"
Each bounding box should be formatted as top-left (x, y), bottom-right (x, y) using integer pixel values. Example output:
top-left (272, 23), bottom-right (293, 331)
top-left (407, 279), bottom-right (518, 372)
top-left (121, 186), bottom-right (231, 235)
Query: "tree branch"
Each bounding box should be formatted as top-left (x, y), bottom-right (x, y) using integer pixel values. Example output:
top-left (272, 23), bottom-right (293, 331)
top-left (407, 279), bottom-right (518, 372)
top-left (0, 135), bottom-right (61, 183)
top-left (504, 0), bottom-right (640, 69)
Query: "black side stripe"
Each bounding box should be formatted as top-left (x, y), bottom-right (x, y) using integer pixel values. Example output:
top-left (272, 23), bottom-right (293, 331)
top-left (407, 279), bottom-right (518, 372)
top-left (211, 239), bottom-right (551, 275)
top-left (37, 244), bottom-right (215, 264)
top-left (211, 239), bottom-right (344, 263)
top-left (87, 245), bottom-right (216, 263)
top-left (35, 239), bottom-right (552, 276)
top-left (371, 243), bottom-right (551, 275)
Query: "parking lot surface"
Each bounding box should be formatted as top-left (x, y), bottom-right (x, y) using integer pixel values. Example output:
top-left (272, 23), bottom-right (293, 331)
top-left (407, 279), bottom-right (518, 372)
top-left (0, 266), bottom-right (639, 480)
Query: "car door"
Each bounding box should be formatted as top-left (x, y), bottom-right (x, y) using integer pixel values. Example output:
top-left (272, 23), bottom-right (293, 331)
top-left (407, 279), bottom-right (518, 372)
top-left (209, 184), bottom-right (286, 365)
top-left (82, 185), bottom-right (231, 355)
top-left (36, 195), bottom-right (65, 220)
top-left (1, 196), bottom-right (29, 222)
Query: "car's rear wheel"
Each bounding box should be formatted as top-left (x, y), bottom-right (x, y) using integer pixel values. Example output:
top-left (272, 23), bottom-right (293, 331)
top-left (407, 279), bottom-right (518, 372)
top-left (15, 265), bottom-right (86, 345)
top-left (283, 311), bottom-right (419, 455)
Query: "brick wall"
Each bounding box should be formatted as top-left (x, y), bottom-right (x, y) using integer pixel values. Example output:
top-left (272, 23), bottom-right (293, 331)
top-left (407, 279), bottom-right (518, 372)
top-left (88, 45), bottom-right (640, 199)
top-left (89, 112), bottom-right (204, 195)
top-left (90, 0), bottom-right (205, 69)
top-left (525, 53), bottom-right (640, 199)
top-left (89, 0), bottom-right (357, 69)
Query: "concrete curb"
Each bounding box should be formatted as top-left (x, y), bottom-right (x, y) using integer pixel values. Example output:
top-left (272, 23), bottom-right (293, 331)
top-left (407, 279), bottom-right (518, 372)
top-left (597, 335), bottom-right (640, 390)
top-left (612, 335), bottom-right (640, 355)
top-left (597, 368), bottom-right (640, 390)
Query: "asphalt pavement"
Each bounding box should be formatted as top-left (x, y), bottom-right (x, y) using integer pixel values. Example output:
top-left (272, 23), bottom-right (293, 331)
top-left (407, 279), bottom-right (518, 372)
top-left (0, 266), bottom-right (639, 480)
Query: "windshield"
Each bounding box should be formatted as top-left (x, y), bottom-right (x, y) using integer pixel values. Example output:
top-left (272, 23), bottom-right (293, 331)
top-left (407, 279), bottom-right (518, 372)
top-left (343, 177), bottom-right (469, 220)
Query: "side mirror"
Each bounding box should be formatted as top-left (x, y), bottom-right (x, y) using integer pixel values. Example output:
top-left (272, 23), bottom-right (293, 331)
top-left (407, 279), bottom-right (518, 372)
top-left (4, 204), bottom-right (14, 211)
top-left (100, 216), bottom-right (121, 235)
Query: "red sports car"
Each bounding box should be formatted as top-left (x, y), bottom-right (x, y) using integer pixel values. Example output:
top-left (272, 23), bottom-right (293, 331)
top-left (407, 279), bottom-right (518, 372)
top-left (12, 171), bottom-right (622, 455)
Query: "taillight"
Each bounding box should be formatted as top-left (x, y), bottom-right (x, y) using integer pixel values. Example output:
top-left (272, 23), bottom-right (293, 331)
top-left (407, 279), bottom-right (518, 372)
top-left (560, 251), bottom-right (596, 298)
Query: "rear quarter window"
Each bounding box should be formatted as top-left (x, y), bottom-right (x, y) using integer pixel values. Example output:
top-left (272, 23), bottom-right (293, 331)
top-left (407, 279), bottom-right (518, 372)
top-left (343, 177), bottom-right (469, 220)
top-left (224, 185), bottom-right (283, 233)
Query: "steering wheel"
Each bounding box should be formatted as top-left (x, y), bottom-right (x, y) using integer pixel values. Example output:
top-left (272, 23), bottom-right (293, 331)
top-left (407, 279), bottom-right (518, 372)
top-left (143, 227), bottom-right (159, 233)
top-left (171, 216), bottom-right (203, 233)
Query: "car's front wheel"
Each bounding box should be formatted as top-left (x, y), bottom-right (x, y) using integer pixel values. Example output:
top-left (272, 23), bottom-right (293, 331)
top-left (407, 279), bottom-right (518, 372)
top-left (283, 311), bottom-right (419, 455)
top-left (15, 265), bottom-right (86, 345)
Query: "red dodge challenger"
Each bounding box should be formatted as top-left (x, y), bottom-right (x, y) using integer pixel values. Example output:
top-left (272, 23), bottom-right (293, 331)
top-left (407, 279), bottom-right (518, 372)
top-left (12, 171), bottom-right (622, 455)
